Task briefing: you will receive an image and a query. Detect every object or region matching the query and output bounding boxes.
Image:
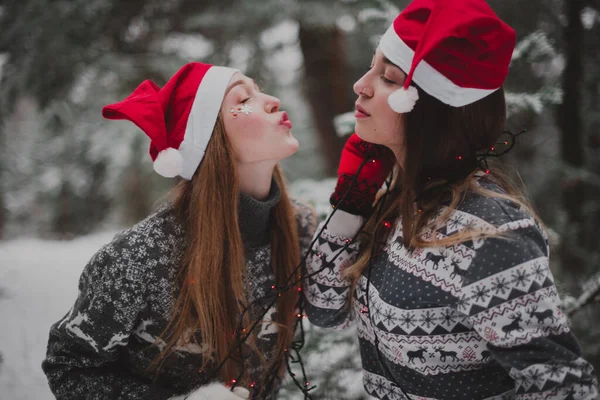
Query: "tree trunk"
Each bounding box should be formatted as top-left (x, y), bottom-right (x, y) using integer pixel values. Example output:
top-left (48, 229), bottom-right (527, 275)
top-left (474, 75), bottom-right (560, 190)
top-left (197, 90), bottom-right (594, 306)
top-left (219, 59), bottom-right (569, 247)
top-left (558, 0), bottom-right (586, 291)
top-left (298, 24), bottom-right (353, 176)
top-left (122, 136), bottom-right (154, 227)
top-left (0, 127), bottom-right (4, 240)
top-left (0, 183), bottom-right (4, 240)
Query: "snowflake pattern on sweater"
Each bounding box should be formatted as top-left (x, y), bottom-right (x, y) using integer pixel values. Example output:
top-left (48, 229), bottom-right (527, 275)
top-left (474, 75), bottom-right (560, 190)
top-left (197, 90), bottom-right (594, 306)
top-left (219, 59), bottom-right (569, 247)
top-left (42, 200), bottom-right (316, 400)
top-left (305, 179), bottom-right (599, 400)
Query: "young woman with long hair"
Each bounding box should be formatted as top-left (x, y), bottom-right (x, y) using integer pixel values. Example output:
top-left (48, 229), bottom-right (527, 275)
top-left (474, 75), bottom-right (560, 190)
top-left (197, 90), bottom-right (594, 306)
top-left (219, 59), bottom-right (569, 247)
top-left (304, 1), bottom-right (598, 399)
top-left (42, 62), bottom-right (316, 399)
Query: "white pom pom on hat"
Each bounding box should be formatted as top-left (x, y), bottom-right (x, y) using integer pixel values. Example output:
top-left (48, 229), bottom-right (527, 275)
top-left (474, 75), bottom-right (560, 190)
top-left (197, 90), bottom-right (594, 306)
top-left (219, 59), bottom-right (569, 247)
top-left (388, 86), bottom-right (419, 113)
top-left (153, 147), bottom-right (184, 178)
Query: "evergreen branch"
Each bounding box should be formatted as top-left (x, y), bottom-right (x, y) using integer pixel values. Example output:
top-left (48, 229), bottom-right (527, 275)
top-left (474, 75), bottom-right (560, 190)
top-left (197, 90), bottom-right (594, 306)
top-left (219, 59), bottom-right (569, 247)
top-left (566, 271), bottom-right (600, 317)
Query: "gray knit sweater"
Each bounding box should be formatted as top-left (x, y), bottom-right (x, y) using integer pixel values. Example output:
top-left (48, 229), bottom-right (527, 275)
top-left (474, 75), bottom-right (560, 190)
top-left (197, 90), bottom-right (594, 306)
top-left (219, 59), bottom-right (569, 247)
top-left (42, 182), bottom-right (316, 399)
top-left (305, 177), bottom-right (599, 400)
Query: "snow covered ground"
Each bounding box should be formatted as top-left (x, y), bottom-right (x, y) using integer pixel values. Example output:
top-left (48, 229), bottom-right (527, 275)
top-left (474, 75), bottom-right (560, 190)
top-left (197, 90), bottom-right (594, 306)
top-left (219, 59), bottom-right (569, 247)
top-left (0, 231), bottom-right (118, 399)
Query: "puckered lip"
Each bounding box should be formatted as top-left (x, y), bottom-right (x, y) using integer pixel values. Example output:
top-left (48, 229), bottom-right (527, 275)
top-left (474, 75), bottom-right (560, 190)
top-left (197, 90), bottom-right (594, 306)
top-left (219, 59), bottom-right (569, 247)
top-left (280, 112), bottom-right (290, 124)
top-left (355, 103), bottom-right (371, 116)
top-left (279, 111), bottom-right (292, 129)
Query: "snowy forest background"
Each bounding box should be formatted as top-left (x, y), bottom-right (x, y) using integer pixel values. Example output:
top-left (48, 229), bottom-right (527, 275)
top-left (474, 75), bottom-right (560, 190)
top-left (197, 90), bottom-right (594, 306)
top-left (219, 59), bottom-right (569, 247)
top-left (0, 0), bottom-right (599, 398)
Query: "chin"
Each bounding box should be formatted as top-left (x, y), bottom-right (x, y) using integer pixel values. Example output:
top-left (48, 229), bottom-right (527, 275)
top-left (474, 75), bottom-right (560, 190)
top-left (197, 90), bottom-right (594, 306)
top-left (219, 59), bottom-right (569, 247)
top-left (281, 140), bottom-right (299, 159)
top-left (355, 126), bottom-right (394, 146)
top-left (289, 136), bottom-right (300, 152)
top-left (262, 141), bottom-right (299, 163)
top-left (354, 129), bottom-right (378, 144)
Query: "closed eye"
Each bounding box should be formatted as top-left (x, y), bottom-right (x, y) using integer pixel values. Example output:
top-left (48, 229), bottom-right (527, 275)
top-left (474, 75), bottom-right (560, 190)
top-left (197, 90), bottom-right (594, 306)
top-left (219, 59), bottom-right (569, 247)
top-left (381, 76), bottom-right (396, 84)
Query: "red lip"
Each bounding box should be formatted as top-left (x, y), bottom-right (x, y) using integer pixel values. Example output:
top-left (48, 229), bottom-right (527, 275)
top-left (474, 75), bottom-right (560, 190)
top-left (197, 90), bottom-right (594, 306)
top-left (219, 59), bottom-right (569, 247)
top-left (280, 112), bottom-right (292, 129)
top-left (355, 103), bottom-right (371, 118)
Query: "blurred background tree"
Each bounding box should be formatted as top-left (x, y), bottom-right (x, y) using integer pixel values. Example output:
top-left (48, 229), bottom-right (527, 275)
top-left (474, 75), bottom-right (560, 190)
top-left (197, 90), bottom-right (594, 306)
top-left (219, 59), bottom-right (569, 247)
top-left (0, 0), bottom-right (599, 398)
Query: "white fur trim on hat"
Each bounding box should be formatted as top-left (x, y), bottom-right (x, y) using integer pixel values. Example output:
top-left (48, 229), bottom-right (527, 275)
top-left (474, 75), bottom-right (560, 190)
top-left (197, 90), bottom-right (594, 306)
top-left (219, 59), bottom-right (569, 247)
top-left (379, 25), bottom-right (498, 107)
top-left (388, 86), bottom-right (419, 113)
top-left (177, 66), bottom-right (239, 180)
top-left (153, 147), bottom-right (184, 178)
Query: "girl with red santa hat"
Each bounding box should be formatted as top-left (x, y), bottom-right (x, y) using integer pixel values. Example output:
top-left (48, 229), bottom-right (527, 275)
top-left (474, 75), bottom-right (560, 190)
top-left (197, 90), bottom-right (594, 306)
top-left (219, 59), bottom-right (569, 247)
top-left (305, 0), bottom-right (599, 398)
top-left (42, 62), bottom-right (316, 399)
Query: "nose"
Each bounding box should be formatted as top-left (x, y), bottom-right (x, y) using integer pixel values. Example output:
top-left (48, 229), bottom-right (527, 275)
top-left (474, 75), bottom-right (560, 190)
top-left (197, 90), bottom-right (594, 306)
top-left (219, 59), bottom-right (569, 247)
top-left (353, 74), bottom-right (372, 98)
top-left (265, 95), bottom-right (281, 113)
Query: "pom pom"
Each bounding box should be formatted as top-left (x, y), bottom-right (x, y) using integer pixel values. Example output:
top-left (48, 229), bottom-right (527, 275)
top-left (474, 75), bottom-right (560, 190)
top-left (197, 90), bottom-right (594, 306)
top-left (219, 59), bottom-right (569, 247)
top-left (388, 86), bottom-right (419, 113)
top-left (153, 147), bottom-right (183, 178)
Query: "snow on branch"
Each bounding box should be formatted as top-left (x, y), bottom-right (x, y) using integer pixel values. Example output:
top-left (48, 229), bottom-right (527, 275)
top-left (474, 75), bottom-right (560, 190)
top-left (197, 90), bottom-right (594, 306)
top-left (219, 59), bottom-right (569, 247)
top-left (505, 87), bottom-right (563, 115)
top-left (566, 271), bottom-right (600, 317)
top-left (357, 0), bottom-right (400, 24)
top-left (333, 112), bottom-right (356, 138)
top-left (512, 31), bottom-right (558, 62)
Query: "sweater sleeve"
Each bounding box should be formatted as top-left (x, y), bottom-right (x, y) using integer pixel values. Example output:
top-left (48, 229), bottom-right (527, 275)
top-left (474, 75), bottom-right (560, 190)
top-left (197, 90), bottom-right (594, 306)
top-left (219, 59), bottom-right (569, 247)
top-left (303, 209), bottom-right (364, 329)
top-left (42, 242), bottom-right (176, 400)
top-left (455, 220), bottom-right (599, 399)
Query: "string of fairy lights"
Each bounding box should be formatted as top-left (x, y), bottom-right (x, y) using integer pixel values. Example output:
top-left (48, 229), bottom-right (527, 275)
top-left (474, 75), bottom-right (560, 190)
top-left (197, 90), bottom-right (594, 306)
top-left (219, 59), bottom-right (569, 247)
top-left (200, 129), bottom-right (526, 399)
top-left (200, 157), bottom-right (379, 399)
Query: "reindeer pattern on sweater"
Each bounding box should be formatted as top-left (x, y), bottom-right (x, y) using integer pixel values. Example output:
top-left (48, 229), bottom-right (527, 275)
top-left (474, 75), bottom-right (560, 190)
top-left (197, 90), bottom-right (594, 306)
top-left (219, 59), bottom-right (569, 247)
top-left (305, 179), bottom-right (598, 400)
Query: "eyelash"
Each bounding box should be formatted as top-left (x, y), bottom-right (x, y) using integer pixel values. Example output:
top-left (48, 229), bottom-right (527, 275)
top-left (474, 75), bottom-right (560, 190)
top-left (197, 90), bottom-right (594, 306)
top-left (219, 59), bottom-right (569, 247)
top-left (241, 97), bottom-right (252, 103)
top-left (367, 64), bottom-right (395, 85)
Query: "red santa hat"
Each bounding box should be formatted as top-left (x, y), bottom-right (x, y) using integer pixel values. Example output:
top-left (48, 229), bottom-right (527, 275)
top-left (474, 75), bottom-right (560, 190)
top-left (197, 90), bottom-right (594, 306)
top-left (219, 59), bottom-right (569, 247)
top-left (102, 62), bottom-right (238, 179)
top-left (380, 0), bottom-right (516, 113)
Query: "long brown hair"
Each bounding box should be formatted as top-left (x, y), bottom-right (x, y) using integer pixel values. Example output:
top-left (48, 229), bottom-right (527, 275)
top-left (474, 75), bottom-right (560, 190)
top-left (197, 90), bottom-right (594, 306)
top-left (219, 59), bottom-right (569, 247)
top-left (345, 85), bottom-right (541, 284)
top-left (154, 115), bottom-right (300, 389)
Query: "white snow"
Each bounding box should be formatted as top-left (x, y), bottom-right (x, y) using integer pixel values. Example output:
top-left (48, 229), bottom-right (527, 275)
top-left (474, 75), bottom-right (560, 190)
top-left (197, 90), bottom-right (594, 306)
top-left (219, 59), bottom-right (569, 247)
top-left (357, 6), bottom-right (399, 25)
top-left (582, 7), bottom-right (598, 30)
top-left (161, 33), bottom-right (214, 60)
top-left (289, 178), bottom-right (337, 220)
top-left (511, 31), bottom-right (557, 62)
top-left (0, 231), bottom-right (117, 399)
top-left (336, 15), bottom-right (357, 33)
top-left (333, 112), bottom-right (356, 138)
top-left (260, 20), bottom-right (303, 86)
top-left (0, 53), bottom-right (8, 83)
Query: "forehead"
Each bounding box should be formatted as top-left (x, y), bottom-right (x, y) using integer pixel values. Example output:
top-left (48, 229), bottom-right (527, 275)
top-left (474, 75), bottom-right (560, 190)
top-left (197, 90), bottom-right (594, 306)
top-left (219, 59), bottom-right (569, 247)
top-left (374, 48), bottom-right (406, 74)
top-left (373, 48), bottom-right (391, 65)
top-left (225, 73), bottom-right (257, 94)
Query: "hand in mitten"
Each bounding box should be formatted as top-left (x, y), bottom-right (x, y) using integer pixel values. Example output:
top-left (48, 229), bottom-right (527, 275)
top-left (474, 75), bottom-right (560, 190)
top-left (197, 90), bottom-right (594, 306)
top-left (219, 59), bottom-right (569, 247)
top-left (330, 133), bottom-right (396, 217)
top-left (172, 382), bottom-right (250, 400)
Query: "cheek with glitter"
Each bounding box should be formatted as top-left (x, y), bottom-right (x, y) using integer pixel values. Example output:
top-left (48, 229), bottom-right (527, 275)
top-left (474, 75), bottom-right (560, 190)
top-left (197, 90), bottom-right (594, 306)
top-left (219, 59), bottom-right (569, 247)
top-left (229, 104), bottom-right (253, 119)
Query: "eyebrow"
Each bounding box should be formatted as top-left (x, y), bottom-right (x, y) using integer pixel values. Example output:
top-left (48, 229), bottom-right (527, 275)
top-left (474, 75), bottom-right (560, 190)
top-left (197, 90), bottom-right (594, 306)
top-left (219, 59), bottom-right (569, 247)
top-left (370, 52), bottom-right (398, 69)
top-left (226, 78), bottom-right (258, 95)
top-left (382, 56), bottom-right (406, 79)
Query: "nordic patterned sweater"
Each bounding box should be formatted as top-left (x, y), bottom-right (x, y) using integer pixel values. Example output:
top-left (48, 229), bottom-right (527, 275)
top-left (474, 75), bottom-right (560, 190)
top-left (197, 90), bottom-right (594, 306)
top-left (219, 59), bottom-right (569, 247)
top-left (42, 181), bottom-right (316, 400)
top-left (305, 177), bottom-right (599, 400)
